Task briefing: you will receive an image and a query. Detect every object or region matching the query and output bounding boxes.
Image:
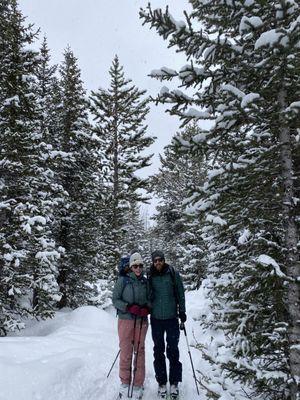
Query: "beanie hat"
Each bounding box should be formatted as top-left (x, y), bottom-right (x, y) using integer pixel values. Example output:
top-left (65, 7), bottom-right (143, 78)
top-left (151, 250), bottom-right (165, 262)
top-left (129, 252), bottom-right (143, 267)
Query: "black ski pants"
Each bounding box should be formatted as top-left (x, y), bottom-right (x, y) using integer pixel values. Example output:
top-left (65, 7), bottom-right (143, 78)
top-left (151, 317), bottom-right (182, 385)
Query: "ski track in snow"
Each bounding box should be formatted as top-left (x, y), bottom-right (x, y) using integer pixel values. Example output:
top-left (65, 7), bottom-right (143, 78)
top-left (0, 292), bottom-right (206, 400)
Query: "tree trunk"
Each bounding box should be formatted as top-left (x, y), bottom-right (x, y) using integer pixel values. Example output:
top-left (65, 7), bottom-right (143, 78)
top-left (32, 281), bottom-right (38, 309)
top-left (113, 120), bottom-right (119, 230)
top-left (278, 89), bottom-right (300, 399)
top-left (112, 87), bottom-right (119, 232)
top-left (57, 221), bottom-right (69, 309)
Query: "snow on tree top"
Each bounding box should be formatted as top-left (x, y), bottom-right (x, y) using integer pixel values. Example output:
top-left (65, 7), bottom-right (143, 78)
top-left (206, 214), bottom-right (227, 226)
top-left (255, 29), bottom-right (289, 49)
top-left (221, 84), bottom-right (244, 98)
top-left (168, 13), bottom-right (186, 31)
top-left (184, 107), bottom-right (211, 119)
top-left (160, 86), bottom-right (169, 95)
top-left (241, 93), bottom-right (260, 109)
top-left (238, 228), bottom-right (251, 245)
top-left (150, 67), bottom-right (177, 78)
top-left (257, 255), bottom-right (286, 278)
top-left (287, 101), bottom-right (300, 111)
top-left (192, 131), bottom-right (210, 143)
top-left (239, 16), bottom-right (263, 35)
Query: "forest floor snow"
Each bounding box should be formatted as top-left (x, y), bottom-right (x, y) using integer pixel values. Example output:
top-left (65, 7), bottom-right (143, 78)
top-left (0, 290), bottom-right (210, 400)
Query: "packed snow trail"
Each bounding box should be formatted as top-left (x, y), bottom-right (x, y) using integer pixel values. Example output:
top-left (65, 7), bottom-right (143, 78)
top-left (0, 291), bottom-right (207, 400)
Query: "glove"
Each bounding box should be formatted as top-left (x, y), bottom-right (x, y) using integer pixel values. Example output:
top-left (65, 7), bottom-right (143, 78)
top-left (179, 312), bottom-right (187, 324)
top-left (139, 307), bottom-right (150, 317)
top-left (127, 304), bottom-right (141, 316)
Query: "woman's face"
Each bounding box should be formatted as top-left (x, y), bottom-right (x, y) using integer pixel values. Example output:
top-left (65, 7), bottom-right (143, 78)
top-left (131, 264), bottom-right (143, 277)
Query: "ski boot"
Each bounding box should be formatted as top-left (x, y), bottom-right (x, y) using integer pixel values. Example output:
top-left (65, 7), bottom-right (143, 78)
top-left (158, 384), bottom-right (167, 399)
top-left (118, 383), bottom-right (129, 399)
top-left (170, 384), bottom-right (179, 400)
top-left (132, 386), bottom-right (144, 400)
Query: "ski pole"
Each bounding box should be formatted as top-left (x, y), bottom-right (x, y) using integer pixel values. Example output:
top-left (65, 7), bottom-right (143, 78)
top-left (107, 349), bottom-right (120, 378)
top-left (180, 322), bottom-right (200, 396)
top-left (128, 315), bottom-right (137, 398)
top-left (129, 317), bottom-right (144, 398)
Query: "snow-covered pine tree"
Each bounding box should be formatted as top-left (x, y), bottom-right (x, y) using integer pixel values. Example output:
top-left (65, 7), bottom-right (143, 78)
top-left (31, 36), bottom-right (67, 315)
top-left (35, 37), bottom-right (58, 141)
top-left (90, 55), bottom-right (154, 273)
top-left (151, 123), bottom-right (206, 288)
top-left (0, 0), bottom-right (61, 333)
top-left (141, 2), bottom-right (300, 399)
top-left (55, 47), bottom-right (103, 308)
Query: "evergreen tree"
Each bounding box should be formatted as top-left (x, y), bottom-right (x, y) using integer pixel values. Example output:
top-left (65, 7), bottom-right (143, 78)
top-left (31, 36), bottom-right (67, 314)
top-left (55, 47), bottom-right (102, 308)
top-left (90, 55), bottom-right (154, 272)
top-left (35, 37), bottom-right (58, 141)
top-left (0, 0), bottom-right (60, 333)
top-left (141, 2), bottom-right (300, 398)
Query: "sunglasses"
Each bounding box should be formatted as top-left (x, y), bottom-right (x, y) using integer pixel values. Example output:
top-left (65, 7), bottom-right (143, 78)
top-left (131, 264), bottom-right (143, 269)
top-left (153, 258), bottom-right (163, 263)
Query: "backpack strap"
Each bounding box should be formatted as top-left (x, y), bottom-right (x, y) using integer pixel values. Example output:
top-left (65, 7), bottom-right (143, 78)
top-left (121, 275), bottom-right (131, 296)
top-left (168, 266), bottom-right (179, 305)
top-left (120, 275), bottom-right (140, 305)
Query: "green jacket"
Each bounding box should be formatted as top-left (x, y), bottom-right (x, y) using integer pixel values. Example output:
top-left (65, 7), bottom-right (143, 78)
top-left (149, 264), bottom-right (185, 320)
top-left (112, 272), bottom-right (150, 320)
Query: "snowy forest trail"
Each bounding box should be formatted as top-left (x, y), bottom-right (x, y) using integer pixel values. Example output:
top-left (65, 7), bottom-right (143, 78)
top-left (0, 291), bottom-right (206, 400)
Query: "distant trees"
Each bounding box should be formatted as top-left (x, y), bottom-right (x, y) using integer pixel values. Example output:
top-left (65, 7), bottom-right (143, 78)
top-left (151, 123), bottom-right (206, 288)
top-left (141, 1), bottom-right (300, 399)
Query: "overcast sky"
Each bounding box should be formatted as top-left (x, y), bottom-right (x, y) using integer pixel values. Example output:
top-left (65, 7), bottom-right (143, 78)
top-left (19, 0), bottom-right (192, 217)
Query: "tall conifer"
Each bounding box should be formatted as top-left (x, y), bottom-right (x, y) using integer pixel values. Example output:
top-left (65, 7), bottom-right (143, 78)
top-left (141, 2), bottom-right (300, 398)
top-left (0, 0), bottom-right (60, 332)
top-left (90, 55), bottom-right (154, 271)
top-left (56, 47), bottom-right (102, 308)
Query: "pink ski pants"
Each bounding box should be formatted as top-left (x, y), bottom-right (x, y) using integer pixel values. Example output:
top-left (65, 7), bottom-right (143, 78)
top-left (118, 318), bottom-right (148, 387)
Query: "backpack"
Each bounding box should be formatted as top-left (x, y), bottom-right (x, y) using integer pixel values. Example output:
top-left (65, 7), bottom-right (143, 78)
top-left (118, 255), bottom-right (130, 277)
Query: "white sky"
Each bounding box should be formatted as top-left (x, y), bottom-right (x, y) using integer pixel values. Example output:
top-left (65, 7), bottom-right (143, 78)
top-left (19, 0), bottom-right (192, 217)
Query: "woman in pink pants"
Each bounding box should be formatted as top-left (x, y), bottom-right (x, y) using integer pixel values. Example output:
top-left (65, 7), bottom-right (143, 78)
top-left (112, 252), bottom-right (150, 400)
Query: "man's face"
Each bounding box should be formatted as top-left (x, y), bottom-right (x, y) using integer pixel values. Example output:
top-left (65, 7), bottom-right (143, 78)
top-left (153, 257), bottom-right (164, 272)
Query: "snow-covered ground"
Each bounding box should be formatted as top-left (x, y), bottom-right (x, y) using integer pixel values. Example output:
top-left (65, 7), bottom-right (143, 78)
top-left (0, 291), bottom-right (209, 400)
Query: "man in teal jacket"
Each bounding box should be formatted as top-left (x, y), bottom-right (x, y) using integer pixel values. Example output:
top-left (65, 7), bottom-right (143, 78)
top-left (148, 250), bottom-right (186, 400)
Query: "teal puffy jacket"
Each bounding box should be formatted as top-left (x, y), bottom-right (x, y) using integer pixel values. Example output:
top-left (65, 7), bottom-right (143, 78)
top-left (112, 272), bottom-right (150, 320)
top-left (149, 264), bottom-right (185, 320)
